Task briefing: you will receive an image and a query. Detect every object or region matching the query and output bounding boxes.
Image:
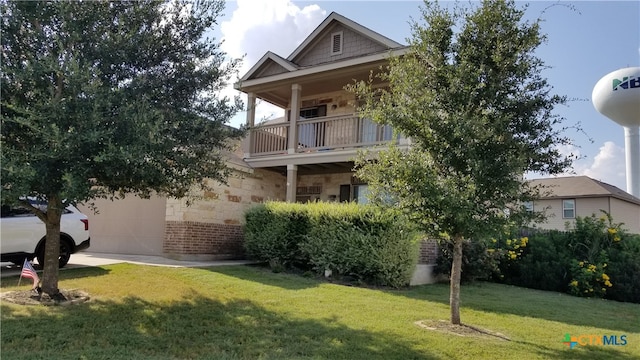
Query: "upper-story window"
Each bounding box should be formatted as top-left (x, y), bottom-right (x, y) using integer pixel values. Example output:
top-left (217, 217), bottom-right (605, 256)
top-left (562, 199), bottom-right (575, 219)
top-left (299, 105), bottom-right (326, 119)
top-left (331, 31), bottom-right (343, 55)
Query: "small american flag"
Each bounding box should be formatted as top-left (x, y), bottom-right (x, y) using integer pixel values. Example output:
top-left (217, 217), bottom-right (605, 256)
top-left (20, 258), bottom-right (40, 289)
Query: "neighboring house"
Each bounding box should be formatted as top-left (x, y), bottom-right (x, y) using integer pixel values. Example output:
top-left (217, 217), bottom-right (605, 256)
top-left (81, 12), bottom-right (438, 283)
top-left (528, 176), bottom-right (640, 234)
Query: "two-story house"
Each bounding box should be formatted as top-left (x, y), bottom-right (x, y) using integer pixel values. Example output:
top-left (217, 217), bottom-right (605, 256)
top-left (79, 12), bottom-right (442, 278)
top-left (528, 176), bottom-right (640, 234)
top-left (235, 12), bottom-right (409, 204)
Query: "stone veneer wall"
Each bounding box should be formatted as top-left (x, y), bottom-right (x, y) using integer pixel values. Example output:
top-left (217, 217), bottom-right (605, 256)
top-left (163, 167), bottom-right (286, 259)
top-left (297, 173), bottom-right (353, 202)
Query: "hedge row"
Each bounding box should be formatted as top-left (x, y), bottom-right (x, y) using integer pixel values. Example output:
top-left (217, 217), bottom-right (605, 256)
top-left (244, 201), bottom-right (420, 288)
top-left (436, 213), bottom-right (640, 303)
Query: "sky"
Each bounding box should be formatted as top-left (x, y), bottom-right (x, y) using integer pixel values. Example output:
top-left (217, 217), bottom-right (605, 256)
top-left (213, 0), bottom-right (640, 192)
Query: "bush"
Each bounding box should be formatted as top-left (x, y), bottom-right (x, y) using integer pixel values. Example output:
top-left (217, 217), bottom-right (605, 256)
top-left (605, 234), bottom-right (640, 303)
top-left (244, 201), bottom-right (420, 287)
top-left (436, 238), bottom-right (499, 282)
top-left (499, 231), bottom-right (572, 293)
top-left (244, 202), bottom-right (310, 269)
top-left (435, 211), bottom-right (639, 303)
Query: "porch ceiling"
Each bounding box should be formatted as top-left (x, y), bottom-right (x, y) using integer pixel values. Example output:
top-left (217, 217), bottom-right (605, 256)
top-left (263, 161), bottom-right (355, 176)
top-left (242, 59), bottom-right (389, 109)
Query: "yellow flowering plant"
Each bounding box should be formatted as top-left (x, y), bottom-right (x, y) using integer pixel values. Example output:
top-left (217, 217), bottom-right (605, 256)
top-left (564, 210), bottom-right (627, 298)
top-left (568, 259), bottom-right (612, 298)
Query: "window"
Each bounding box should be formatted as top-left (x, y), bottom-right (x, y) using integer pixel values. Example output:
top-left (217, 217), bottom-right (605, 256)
top-left (353, 184), bottom-right (369, 204)
top-left (331, 31), bottom-right (343, 55)
top-left (299, 105), bottom-right (326, 119)
top-left (523, 201), bottom-right (534, 212)
top-left (562, 199), bottom-right (575, 219)
top-left (338, 181), bottom-right (369, 204)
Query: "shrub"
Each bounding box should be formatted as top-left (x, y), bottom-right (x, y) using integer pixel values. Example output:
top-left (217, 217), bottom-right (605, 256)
top-left (499, 230), bottom-right (572, 293)
top-left (436, 235), bottom-right (529, 283)
top-left (243, 202), bottom-right (310, 269)
top-left (564, 212), bottom-right (624, 299)
top-left (244, 201), bottom-right (420, 287)
top-left (605, 234), bottom-right (640, 303)
top-left (433, 211), bottom-right (639, 303)
top-left (436, 238), bottom-right (499, 282)
top-left (302, 204), bottom-right (419, 287)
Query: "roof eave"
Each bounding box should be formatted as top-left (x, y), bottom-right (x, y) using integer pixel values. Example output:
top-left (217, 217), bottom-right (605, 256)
top-left (286, 12), bottom-right (403, 62)
top-left (235, 47), bottom-right (409, 92)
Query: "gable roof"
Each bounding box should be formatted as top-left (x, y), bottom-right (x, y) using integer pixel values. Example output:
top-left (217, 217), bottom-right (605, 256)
top-left (529, 176), bottom-right (640, 205)
top-left (286, 12), bottom-right (402, 62)
top-left (240, 51), bottom-right (298, 82)
top-left (238, 12), bottom-right (404, 83)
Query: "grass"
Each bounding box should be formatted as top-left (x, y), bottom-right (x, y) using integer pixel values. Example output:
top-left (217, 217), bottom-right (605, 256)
top-left (1, 263), bottom-right (639, 359)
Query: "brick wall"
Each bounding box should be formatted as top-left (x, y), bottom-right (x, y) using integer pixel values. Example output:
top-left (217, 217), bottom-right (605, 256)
top-left (163, 221), bottom-right (244, 259)
top-left (418, 239), bottom-right (438, 265)
top-left (163, 166), bottom-right (285, 259)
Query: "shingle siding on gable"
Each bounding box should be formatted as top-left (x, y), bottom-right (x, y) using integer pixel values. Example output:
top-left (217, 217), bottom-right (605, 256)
top-left (256, 61), bottom-right (290, 78)
top-left (295, 24), bottom-right (388, 66)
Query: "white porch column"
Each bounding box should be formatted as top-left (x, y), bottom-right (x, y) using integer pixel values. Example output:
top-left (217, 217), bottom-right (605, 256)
top-left (286, 164), bottom-right (298, 203)
top-left (244, 92), bottom-right (256, 158)
top-left (288, 84), bottom-right (302, 154)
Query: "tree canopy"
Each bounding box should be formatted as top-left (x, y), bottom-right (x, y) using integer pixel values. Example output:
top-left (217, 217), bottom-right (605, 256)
top-left (349, 0), bottom-right (575, 324)
top-left (1, 0), bottom-right (243, 296)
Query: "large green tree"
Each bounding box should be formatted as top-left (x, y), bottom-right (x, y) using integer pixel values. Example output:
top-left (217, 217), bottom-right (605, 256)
top-left (1, 0), bottom-right (243, 297)
top-left (350, 0), bottom-right (574, 325)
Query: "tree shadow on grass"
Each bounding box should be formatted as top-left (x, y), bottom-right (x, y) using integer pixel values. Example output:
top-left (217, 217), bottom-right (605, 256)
top-left (514, 339), bottom-right (639, 360)
top-left (1, 292), bottom-right (435, 360)
top-left (202, 264), bottom-right (322, 291)
top-left (386, 282), bottom-right (640, 334)
top-left (0, 266), bottom-right (110, 289)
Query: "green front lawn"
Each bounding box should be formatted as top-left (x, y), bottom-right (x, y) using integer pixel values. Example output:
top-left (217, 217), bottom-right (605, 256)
top-left (1, 264), bottom-right (638, 359)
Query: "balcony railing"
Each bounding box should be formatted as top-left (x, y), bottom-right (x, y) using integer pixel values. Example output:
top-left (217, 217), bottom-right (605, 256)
top-left (249, 114), bottom-right (395, 157)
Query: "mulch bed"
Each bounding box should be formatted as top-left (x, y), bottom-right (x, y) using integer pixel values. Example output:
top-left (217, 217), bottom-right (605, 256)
top-left (415, 319), bottom-right (511, 340)
top-left (1, 289), bottom-right (90, 306)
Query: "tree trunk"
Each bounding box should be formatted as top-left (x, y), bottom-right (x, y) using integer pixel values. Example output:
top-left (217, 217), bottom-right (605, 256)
top-left (41, 195), bottom-right (63, 297)
top-left (450, 234), bottom-right (463, 325)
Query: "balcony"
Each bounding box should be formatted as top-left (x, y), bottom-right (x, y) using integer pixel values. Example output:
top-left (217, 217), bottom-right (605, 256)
top-left (249, 114), bottom-right (395, 157)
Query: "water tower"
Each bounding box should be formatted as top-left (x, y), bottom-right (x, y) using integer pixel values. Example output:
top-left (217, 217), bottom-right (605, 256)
top-left (592, 67), bottom-right (640, 197)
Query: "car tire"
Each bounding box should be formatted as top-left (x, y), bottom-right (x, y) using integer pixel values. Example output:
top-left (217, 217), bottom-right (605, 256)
top-left (37, 239), bottom-right (72, 268)
top-left (9, 256), bottom-right (27, 266)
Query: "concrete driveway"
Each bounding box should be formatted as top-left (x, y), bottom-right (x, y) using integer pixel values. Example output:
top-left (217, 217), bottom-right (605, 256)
top-left (1, 252), bottom-right (256, 278)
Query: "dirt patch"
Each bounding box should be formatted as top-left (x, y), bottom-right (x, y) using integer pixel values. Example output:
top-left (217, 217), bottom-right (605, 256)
top-left (1, 289), bottom-right (90, 306)
top-left (415, 319), bottom-right (510, 341)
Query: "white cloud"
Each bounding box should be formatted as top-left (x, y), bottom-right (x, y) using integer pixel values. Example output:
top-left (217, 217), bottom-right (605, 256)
top-left (525, 141), bottom-right (627, 191)
top-left (555, 143), bottom-right (582, 163)
top-left (220, 0), bottom-right (327, 127)
top-left (221, 0), bottom-right (326, 67)
top-left (580, 141), bottom-right (626, 190)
